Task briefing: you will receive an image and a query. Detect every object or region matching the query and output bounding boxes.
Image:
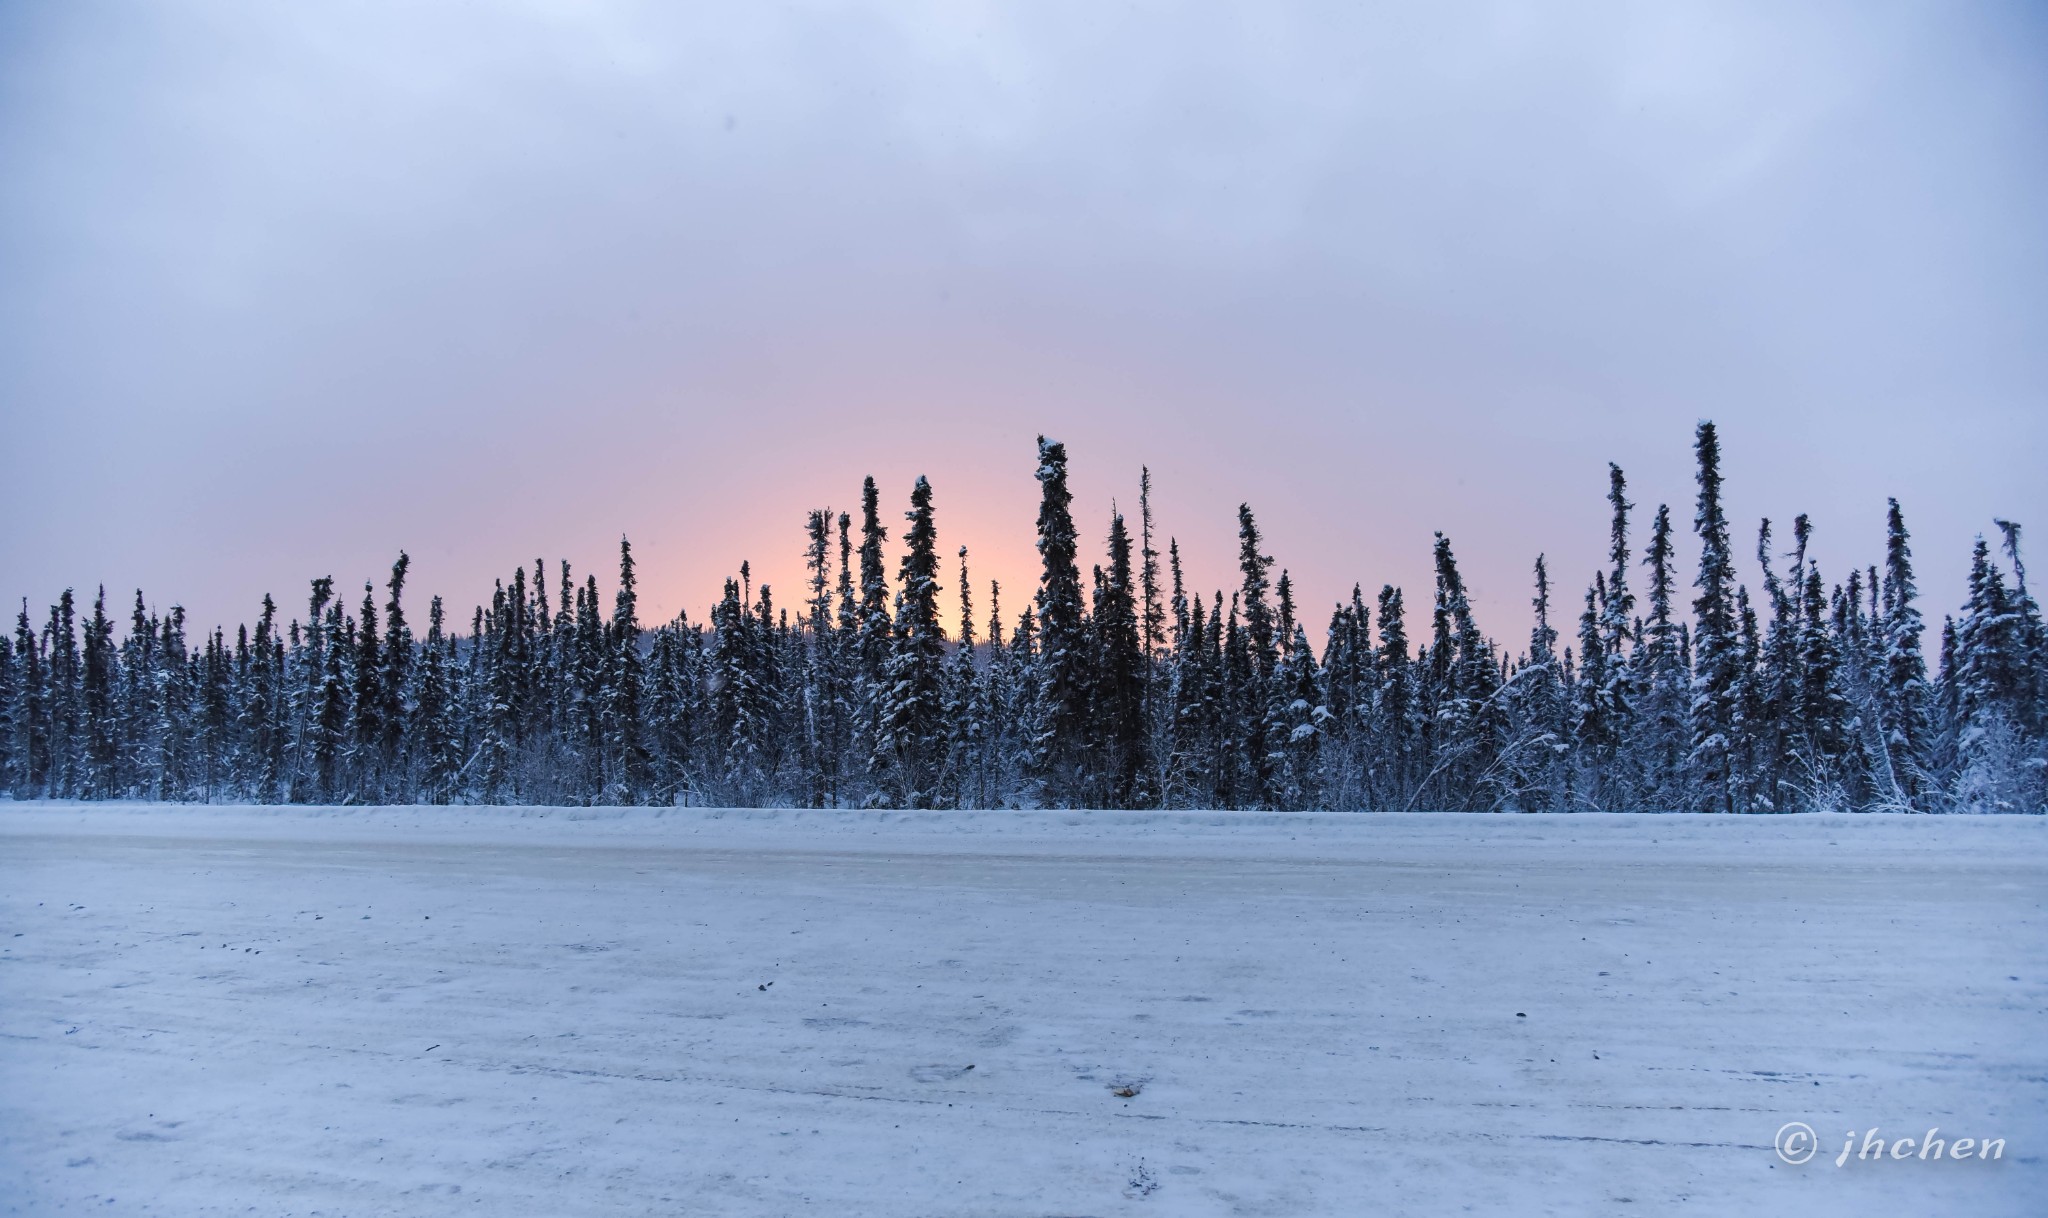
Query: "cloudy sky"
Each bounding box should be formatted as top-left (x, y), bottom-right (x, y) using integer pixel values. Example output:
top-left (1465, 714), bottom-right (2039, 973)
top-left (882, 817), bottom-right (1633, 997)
top-left (2, 1), bottom-right (2042, 643)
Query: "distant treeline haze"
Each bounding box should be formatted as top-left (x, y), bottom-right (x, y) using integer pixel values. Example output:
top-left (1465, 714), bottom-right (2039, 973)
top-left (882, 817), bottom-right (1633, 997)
top-left (5, 423), bottom-right (2044, 812)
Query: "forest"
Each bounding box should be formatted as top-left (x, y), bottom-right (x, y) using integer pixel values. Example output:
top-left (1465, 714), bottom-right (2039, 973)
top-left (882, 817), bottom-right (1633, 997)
top-left (4, 422), bottom-right (2042, 813)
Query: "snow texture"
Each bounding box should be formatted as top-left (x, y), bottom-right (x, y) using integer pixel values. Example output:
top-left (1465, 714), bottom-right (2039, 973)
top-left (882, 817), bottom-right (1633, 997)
top-left (2, 805), bottom-right (2043, 1216)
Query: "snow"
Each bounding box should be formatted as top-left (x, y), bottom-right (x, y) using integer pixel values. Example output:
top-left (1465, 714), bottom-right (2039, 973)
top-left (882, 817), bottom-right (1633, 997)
top-left (2, 805), bottom-right (2043, 1216)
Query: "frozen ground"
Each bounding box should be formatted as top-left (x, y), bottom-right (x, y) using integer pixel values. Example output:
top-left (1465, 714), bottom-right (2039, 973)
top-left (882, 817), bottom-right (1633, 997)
top-left (1, 806), bottom-right (2042, 1217)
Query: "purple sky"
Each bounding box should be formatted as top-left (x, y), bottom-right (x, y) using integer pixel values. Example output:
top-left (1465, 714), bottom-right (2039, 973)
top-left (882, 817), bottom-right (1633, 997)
top-left (2, 2), bottom-right (2043, 645)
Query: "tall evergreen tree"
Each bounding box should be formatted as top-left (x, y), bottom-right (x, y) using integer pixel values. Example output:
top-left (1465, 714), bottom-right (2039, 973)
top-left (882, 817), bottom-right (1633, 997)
top-left (1026, 438), bottom-right (1090, 806)
top-left (1635, 506), bottom-right (1690, 808)
top-left (1093, 511), bottom-right (1150, 807)
top-left (81, 587), bottom-right (118, 797)
top-left (608, 536), bottom-right (649, 800)
top-left (380, 553), bottom-right (413, 779)
top-left (875, 477), bottom-right (947, 807)
top-left (1689, 421), bottom-right (1741, 812)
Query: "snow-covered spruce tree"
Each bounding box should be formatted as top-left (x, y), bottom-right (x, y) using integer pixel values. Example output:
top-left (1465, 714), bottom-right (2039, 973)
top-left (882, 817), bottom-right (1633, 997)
top-left (379, 553), bottom-right (413, 789)
top-left (1995, 520), bottom-right (2047, 737)
top-left (1688, 421), bottom-right (1743, 813)
top-left (1419, 534), bottom-right (1500, 810)
top-left (350, 581), bottom-right (383, 799)
top-left (242, 593), bottom-right (284, 800)
top-left (412, 596), bottom-right (459, 802)
top-left (1139, 468), bottom-right (1165, 659)
top-left (1211, 590), bottom-right (1244, 806)
top-left (1093, 511), bottom-right (1151, 807)
top-left (799, 508), bottom-right (838, 808)
top-left (849, 476), bottom-right (893, 805)
top-left (710, 577), bottom-right (767, 800)
top-left (1271, 621), bottom-right (1326, 809)
top-left (1877, 499), bottom-right (1932, 804)
top-left (994, 589), bottom-right (1037, 803)
top-left (1235, 505), bottom-right (1278, 806)
top-left (1949, 532), bottom-right (2045, 810)
top-left (113, 593), bottom-right (150, 796)
top-left (753, 574), bottom-right (797, 793)
top-left (975, 579), bottom-right (1018, 806)
top-left (1576, 464), bottom-right (1638, 807)
top-left (1793, 557), bottom-right (1852, 808)
top-left (196, 625), bottom-right (234, 799)
top-left (1275, 569), bottom-right (1297, 660)
top-left (563, 576), bottom-right (600, 798)
top-left (11, 603), bottom-right (46, 796)
top-left (1374, 584), bottom-right (1420, 810)
top-left (647, 609), bottom-right (705, 805)
top-left (874, 476), bottom-right (948, 808)
top-left (0, 617), bottom-right (16, 794)
top-left (1146, 537), bottom-right (1191, 803)
top-left (290, 577), bottom-right (332, 800)
top-left (606, 536), bottom-right (649, 802)
top-left (1731, 585), bottom-right (1767, 813)
top-left (314, 595), bottom-right (350, 802)
top-left (1136, 472), bottom-right (1174, 802)
top-left (482, 578), bottom-right (521, 798)
top-left (1633, 506), bottom-right (1690, 810)
top-left (1026, 438), bottom-right (1091, 807)
top-left (1572, 578), bottom-right (1614, 807)
top-left (1750, 518), bottom-right (1799, 811)
top-left (1502, 555), bottom-right (1569, 811)
top-left (157, 605), bottom-right (191, 800)
top-left (1163, 588), bottom-right (1215, 807)
top-left (533, 562), bottom-right (567, 796)
top-left (1319, 587), bottom-right (1374, 809)
top-left (942, 547), bottom-right (984, 809)
top-left (45, 590), bottom-right (80, 797)
top-left (78, 588), bottom-right (118, 798)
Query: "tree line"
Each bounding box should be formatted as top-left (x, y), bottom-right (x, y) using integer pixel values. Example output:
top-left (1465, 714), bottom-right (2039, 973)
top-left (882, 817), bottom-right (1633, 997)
top-left (3, 423), bottom-right (2042, 812)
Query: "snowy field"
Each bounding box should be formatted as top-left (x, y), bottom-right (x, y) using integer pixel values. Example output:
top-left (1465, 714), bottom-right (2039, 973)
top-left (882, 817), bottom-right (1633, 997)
top-left (2, 806), bottom-right (2043, 1217)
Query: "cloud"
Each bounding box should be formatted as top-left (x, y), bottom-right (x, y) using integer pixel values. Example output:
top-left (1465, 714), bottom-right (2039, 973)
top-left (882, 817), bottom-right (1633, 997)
top-left (0, 0), bottom-right (2041, 638)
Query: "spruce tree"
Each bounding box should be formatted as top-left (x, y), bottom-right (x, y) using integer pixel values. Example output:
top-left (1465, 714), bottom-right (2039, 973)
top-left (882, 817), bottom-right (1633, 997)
top-left (12, 603), bottom-right (47, 796)
top-left (1094, 511), bottom-right (1149, 807)
top-left (801, 508), bottom-right (838, 807)
top-left (415, 596), bottom-right (459, 802)
top-left (608, 536), bottom-right (649, 801)
top-left (352, 582), bottom-right (382, 797)
top-left (1507, 555), bottom-right (1568, 810)
top-left (46, 590), bottom-right (79, 797)
top-left (81, 588), bottom-right (118, 797)
top-left (1421, 534), bottom-right (1499, 809)
top-left (1688, 421), bottom-right (1741, 812)
top-left (1951, 532), bottom-right (2041, 809)
top-left (1027, 438), bottom-right (1090, 805)
top-left (1635, 506), bottom-right (1689, 808)
top-left (0, 626), bottom-right (14, 794)
top-left (244, 593), bottom-right (284, 799)
top-left (1794, 558), bottom-right (1851, 805)
top-left (1995, 519), bottom-right (2046, 735)
top-left (1139, 467), bottom-right (1165, 657)
top-left (944, 546), bottom-right (984, 808)
top-left (1375, 584), bottom-right (1417, 808)
top-left (876, 476), bottom-right (947, 807)
top-left (1271, 621), bottom-right (1325, 808)
top-left (380, 553), bottom-right (413, 780)
top-left (1236, 505), bottom-right (1278, 804)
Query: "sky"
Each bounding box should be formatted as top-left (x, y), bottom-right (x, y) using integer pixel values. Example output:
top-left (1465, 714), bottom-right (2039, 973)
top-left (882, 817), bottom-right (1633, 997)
top-left (2, 1), bottom-right (2043, 647)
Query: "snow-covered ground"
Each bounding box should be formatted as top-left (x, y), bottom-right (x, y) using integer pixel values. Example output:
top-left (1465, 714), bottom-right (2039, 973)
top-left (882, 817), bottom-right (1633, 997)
top-left (1, 806), bottom-right (2042, 1216)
